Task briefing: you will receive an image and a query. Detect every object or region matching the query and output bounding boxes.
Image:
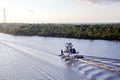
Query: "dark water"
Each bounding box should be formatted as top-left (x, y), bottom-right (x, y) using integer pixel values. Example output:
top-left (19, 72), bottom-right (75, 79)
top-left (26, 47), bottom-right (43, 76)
top-left (0, 33), bottom-right (120, 59)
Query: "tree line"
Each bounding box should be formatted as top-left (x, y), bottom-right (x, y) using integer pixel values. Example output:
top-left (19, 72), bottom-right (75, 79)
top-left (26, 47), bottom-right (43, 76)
top-left (0, 23), bottom-right (120, 40)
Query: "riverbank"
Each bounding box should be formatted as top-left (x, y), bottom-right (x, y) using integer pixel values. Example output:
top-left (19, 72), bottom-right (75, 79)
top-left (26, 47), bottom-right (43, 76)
top-left (0, 23), bottom-right (120, 41)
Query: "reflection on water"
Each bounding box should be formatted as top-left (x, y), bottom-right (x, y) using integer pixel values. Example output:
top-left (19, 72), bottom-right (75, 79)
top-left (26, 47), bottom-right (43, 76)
top-left (0, 33), bottom-right (120, 59)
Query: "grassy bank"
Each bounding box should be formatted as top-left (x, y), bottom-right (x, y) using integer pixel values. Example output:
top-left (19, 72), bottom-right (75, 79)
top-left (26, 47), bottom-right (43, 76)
top-left (0, 23), bottom-right (120, 40)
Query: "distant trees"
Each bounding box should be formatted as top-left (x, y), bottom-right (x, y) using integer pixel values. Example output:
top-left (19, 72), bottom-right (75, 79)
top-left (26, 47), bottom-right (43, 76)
top-left (0, 23), bottom-right (120, 40)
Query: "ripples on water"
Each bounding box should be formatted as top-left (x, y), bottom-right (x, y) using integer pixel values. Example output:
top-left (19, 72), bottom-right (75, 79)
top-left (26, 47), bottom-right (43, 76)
top-left (0, 33), bottom-right (120, 59)
top-left (0, 33), bottom-right (120, 80)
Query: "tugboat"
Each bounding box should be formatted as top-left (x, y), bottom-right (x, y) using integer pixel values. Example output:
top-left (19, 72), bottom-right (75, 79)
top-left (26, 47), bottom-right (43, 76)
top-left (59, 43), bottom-right (84, 61)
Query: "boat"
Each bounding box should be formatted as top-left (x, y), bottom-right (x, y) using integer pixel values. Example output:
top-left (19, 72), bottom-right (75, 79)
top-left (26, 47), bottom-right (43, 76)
top-left (59, 43), bottom-right (84, 61)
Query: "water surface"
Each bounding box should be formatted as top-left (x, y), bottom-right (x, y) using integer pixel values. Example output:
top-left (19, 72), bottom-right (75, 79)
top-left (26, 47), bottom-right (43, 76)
top-left (0, 33), bottom-right (120, 59)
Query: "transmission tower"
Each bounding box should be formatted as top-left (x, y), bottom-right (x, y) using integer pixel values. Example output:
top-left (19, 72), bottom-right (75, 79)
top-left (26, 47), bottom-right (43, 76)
top-left (3, 8), bottom-right (6, 23)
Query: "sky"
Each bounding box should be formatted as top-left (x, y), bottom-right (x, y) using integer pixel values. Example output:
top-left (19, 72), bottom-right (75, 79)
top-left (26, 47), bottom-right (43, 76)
top-left (0, 0), bottom-right (120, 23)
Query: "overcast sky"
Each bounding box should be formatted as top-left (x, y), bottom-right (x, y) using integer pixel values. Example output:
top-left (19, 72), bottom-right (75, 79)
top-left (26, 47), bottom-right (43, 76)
top-left (0, 0), bottom-right (120, 23)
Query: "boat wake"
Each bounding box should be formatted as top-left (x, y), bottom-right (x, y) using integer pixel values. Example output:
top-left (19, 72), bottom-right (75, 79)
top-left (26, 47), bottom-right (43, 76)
top-left (65, 56), bottom-right (120, 80)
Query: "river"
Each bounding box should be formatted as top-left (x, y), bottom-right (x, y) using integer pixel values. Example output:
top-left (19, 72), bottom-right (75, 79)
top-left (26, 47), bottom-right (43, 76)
top-left (0, 33), bottom-right (120, 59)
top-left (0, 33), bottom-right (120, 80)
